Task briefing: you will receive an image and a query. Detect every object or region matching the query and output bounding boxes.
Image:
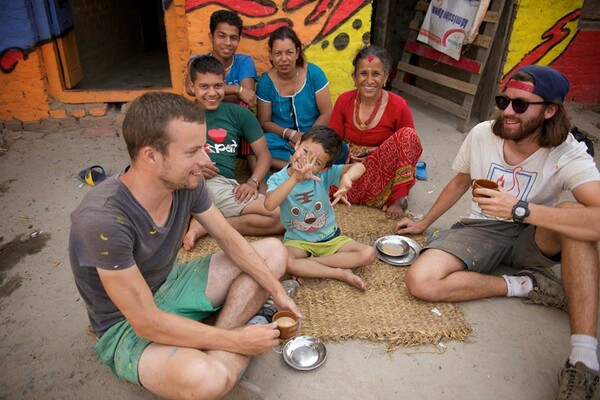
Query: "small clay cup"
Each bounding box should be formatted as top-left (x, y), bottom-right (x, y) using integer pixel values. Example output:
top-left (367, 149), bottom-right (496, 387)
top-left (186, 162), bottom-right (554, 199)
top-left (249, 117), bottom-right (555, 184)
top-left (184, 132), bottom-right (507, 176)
top-left (471, 179), bottom-right (499, 198)
top-left (273, 311), bottom-right (299, 341)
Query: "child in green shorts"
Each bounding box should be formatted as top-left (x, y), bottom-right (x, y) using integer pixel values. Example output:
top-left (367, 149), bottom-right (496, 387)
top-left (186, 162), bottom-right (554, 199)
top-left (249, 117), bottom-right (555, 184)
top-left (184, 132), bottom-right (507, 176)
top-left (264, 126), bottom-right (376, 290)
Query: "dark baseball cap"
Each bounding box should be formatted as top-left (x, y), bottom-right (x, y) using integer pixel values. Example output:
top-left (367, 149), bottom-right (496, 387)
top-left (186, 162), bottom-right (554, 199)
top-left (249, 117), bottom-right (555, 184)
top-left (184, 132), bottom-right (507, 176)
top-left (510, 65), bottom-right (570, 105)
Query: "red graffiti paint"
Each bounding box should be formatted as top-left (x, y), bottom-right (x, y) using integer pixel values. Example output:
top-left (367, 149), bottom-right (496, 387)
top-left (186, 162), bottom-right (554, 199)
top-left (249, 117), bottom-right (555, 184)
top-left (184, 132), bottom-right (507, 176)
top-left (304, 0), bottom-right (330, 24)
top-left (186, 0), bottom-right (278, 17)
top-left (185, 0), bottom-right (370, 43)
top-left (316, 0), bottom-right (369, 41)
top-left (502, 9), bottom-right (580, 84)
top-left (0, 48), bottom-right (25, 73)
top-left (243, 19), bottom-right (292, 40)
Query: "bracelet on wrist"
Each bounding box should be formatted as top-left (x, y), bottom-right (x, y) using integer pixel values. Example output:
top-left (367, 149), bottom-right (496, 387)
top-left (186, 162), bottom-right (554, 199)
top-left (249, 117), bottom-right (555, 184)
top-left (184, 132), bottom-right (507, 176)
top-left (289, 130), bottom-right (297, 141)
top-left (237, 85), bottom-right (243, 94)
top-left (248, 178), bottom-right (260, 190)
top-left (282, 128), bottom-right (289, 139)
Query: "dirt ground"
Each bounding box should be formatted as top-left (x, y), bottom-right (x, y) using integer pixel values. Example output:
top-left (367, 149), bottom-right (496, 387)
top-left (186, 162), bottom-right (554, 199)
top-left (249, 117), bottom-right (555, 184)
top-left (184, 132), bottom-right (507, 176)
top-left (1, 96), bottom-right (599, 400)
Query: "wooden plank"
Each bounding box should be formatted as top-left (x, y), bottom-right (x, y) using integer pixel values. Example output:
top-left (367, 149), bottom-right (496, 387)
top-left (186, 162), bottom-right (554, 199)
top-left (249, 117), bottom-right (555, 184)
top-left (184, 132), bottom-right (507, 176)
top-left (483, 11), bottom-right (500, 23)
top-left (396, 62), bottom-right (478, 95)
top-left (415, 1), bottom-right (429, 12)
top-left (404, 41), bottom-right (482, 74)
top-left (56, 30), bottom-right (83, 89)
top-left (392, 82), bottom-right (470, 119)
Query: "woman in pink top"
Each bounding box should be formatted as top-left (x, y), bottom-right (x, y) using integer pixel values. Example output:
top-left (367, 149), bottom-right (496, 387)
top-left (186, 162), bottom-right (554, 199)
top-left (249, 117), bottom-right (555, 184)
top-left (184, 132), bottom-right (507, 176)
top-left (329, 46), bottom-right (423, 219)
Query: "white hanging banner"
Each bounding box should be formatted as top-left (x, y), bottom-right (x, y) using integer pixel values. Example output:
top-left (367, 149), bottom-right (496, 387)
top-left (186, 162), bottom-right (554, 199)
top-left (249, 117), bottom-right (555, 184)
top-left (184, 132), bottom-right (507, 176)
top-left (417, 0), bottom-right (482, 61)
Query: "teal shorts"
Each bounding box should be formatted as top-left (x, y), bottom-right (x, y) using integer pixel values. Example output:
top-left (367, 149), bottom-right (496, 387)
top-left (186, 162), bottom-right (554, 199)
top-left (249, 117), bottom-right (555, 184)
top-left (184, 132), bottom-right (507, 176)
top-left (284, 235), bottom-right (353, 257)
top-left (95, 254), bottom-right (217, 385)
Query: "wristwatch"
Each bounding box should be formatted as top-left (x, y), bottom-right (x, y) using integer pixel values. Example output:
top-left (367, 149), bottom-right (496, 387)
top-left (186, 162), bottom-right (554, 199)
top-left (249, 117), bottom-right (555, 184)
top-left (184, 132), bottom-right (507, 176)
top-left (248, 178), bottom-right (260, 190)
top-left (512, 200), bottom-right (530, 223)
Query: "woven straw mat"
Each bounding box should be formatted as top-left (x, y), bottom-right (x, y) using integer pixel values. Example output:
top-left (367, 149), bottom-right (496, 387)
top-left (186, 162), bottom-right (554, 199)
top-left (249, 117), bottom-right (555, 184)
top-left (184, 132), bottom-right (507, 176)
top-left (179, 204), bottom-right (472, 351)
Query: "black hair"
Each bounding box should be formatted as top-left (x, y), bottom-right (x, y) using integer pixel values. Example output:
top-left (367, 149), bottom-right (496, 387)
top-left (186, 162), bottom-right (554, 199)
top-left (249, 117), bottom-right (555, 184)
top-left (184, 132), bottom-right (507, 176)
top-left (352, 45), bottom-right (393, 74)
top-left (300, 125), bottom-right (343, 167)
top-left (189, 55), bottom-right (224, 83)
top-left (268, 26), bottom-right (305, 67)
top-left (209, 10), bottom-right (243, 36)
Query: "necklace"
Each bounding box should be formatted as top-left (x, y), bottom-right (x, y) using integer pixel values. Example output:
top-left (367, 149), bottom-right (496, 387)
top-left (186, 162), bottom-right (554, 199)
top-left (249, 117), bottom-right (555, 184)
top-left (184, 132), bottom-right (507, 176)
top-left (354, 91), bottom-right (383, 130)
top-left (224, 58), bottom-right (233, 75)
top-left (275, 69), bottom-right (299, 119)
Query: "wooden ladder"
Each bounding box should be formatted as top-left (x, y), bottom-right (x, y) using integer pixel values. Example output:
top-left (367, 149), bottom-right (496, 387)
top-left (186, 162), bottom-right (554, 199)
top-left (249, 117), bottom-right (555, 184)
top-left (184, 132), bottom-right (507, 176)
top-left (391, 0), bottom-right (509, 132)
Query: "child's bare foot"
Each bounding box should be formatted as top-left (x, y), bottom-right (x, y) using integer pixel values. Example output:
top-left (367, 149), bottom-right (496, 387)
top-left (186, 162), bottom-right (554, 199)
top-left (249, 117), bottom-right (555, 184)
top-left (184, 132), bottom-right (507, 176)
top-left (292, 276), bottom-right (305, 285)
top-left (339, 269), bottom-right (366, 291)
top-left (383, 197), bottom-right (408, 219)
top-left (182, 225), bottom-right (207, 250)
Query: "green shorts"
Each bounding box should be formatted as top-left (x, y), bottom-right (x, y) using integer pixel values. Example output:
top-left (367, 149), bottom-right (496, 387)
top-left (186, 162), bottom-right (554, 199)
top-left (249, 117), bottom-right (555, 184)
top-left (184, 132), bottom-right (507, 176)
top-left (95, 254), bottom-right (217, 385)
top-left (284, 235), bottom-right (353, 257)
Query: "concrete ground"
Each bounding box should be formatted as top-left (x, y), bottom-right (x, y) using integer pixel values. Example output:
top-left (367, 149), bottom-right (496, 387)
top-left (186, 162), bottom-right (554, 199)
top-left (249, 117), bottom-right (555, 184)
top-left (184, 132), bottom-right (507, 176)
top-left (1, 96), bottom-right (599, 400)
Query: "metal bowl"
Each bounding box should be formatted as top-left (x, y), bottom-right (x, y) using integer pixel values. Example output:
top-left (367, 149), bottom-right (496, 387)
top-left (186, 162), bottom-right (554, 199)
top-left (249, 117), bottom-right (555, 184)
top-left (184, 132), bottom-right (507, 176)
top-left (373, 235), bottom-right (422, 266)
top-left (282, 336), bottom-right (327, 371)
top-left (376, 236), bottom-right (410, 256)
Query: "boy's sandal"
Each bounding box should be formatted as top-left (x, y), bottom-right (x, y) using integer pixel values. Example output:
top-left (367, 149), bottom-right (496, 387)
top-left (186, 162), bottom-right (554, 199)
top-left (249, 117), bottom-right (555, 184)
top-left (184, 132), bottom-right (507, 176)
top-left (78, 165), bottom-right (107, 186)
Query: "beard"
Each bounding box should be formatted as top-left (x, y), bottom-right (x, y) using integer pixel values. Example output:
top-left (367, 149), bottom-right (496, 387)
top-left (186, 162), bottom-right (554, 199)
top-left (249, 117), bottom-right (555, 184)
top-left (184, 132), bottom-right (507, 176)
top-left (159, 167), bottom-right (201, 191)
top-left (494, 110), bottom-right (545, 143)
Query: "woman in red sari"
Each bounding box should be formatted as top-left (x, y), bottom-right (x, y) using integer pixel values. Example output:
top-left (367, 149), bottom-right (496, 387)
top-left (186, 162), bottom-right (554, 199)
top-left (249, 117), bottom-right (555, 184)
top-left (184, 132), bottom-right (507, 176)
top-left (329, 46), bottom-right (423, 219)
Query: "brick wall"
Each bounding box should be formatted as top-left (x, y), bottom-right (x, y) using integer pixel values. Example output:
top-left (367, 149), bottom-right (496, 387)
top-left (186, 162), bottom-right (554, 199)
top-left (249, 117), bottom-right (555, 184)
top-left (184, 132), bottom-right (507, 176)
top-left (0, 2), bottom-right (50, 121)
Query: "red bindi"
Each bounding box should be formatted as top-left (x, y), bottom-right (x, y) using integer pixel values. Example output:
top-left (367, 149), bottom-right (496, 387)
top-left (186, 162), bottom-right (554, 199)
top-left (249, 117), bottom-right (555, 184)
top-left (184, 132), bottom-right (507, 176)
top-left (367, 54), bottom-right (374, 62)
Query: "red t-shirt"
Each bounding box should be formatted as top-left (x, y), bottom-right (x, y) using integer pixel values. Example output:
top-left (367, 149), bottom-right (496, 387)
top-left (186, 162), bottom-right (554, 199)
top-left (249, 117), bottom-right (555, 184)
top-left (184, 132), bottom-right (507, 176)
top-left (329, 90), bottom-right (415, 146)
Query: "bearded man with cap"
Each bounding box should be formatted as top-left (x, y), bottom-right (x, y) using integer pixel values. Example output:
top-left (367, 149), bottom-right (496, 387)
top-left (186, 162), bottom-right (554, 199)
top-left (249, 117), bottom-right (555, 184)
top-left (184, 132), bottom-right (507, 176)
top-left (395, 65), bottom-right (600, 399)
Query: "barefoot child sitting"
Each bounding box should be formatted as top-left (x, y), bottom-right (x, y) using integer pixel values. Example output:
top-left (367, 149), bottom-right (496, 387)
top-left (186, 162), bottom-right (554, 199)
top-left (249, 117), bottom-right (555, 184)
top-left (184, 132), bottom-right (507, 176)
top-left (264, 126), bottom-right (376, 290)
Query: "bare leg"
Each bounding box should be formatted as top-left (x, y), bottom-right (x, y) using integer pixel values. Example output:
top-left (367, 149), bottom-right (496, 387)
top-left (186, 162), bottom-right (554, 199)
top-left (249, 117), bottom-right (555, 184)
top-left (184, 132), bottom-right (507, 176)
top-left (138, 238), bottom-right (287, 399)
top-left (406, 249), bottom-right (508, 301)
top-left (562, 236), bottom-right (599, 336)
top-left (287, 246), bottom-right (368, 291)
top-left (183, 197), bottom-right (284, 250)
top-left (535, 219), bottom-right (599, 337)
top-left (301, 241), bottom-right (375, 269)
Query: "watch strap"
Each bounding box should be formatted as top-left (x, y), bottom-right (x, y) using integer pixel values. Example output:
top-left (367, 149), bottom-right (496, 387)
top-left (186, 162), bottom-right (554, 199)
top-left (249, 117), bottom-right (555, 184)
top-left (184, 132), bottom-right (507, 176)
top-left (512, 200), bottom-right (530, 223)
top-left (248, 178), bottom-right (260, 190)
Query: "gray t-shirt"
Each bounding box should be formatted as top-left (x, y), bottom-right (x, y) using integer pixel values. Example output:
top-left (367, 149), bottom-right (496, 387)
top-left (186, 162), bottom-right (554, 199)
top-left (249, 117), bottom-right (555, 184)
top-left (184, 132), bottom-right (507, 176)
top-left (69, 173), bottom-right (212, 334)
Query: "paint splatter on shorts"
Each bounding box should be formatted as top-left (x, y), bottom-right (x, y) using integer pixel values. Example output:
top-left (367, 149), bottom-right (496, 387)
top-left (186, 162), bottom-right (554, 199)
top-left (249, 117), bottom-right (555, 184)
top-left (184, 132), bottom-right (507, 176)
top-left (94, 254), bottom-right (217, 385)
top-left (424, 218), bottom-right (558, 273)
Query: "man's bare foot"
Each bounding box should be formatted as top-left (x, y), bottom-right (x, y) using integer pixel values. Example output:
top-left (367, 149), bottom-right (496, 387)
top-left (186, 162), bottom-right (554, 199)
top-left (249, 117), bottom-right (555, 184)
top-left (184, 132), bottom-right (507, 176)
top-left (383, 197), bottom-right (408, 219)
top-left (182, 225), bottom-right (208, 250)
top-left (339, 269), bottom-right (366, 291)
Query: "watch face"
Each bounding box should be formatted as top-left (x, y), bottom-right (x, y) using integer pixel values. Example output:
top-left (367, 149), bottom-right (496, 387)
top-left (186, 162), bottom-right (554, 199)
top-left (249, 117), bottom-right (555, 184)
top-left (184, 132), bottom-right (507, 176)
top-left (515, 207), bottom-right (526, 218)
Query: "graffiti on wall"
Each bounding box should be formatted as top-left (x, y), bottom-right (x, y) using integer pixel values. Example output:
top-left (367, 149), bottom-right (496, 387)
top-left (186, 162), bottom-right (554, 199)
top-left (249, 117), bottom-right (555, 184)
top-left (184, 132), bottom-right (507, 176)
top-left (502, 0), bottom-right (599, 106)
top-left (502, 6), bottom-right (580, 83)
top-left (185, 0), bottom-right (373, 98)
top-left (0, 0), bottom-right (74, 74)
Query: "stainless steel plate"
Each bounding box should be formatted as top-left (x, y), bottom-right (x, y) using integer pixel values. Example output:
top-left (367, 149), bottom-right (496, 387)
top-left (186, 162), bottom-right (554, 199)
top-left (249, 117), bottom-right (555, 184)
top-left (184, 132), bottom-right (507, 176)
top-left (282, 336), bottom-right (327, 371)
top-left (376, 236), bottom-right (410, 256)
top-left (373, 235), bottom-right (422, 266)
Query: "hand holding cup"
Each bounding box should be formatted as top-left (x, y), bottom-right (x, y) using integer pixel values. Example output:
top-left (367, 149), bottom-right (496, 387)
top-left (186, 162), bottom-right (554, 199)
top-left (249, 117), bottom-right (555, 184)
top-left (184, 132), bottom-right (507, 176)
top-left (471, 179), bottom-right (499, 198)
top-left (273, 311), bottom-right (299, 341)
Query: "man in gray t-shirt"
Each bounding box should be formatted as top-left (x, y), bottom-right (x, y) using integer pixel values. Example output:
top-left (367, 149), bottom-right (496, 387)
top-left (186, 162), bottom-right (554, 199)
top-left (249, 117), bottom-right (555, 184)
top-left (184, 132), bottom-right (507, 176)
top-left (69, 92), bottom-right (300, 398)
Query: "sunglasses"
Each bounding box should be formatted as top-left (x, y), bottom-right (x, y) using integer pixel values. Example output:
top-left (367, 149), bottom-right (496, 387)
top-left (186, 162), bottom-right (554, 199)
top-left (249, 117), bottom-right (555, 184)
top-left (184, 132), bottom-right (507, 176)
top-left (495, 95), bottom-right (548, 114)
